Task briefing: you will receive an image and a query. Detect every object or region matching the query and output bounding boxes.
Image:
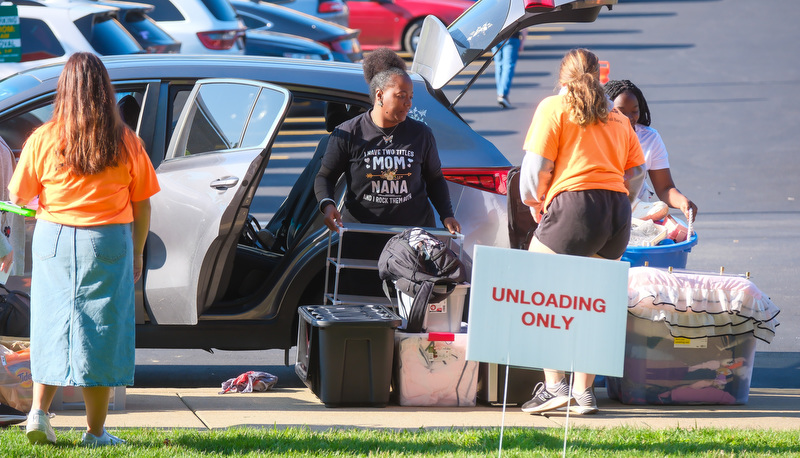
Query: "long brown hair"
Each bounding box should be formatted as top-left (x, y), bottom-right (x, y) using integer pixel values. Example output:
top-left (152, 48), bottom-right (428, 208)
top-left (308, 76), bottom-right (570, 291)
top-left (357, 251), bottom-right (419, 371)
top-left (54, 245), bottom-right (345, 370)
top-left (52, 52), bottom-right (126, 175)
top-left (558, 48), bottom-right (608, 127)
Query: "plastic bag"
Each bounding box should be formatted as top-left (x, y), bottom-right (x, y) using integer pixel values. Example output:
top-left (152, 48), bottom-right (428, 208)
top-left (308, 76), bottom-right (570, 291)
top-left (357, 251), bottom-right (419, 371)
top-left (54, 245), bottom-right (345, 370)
top-left (0, 343), bottom-right (33, 412)
top-left (219, 371), bottom-right (277, 394)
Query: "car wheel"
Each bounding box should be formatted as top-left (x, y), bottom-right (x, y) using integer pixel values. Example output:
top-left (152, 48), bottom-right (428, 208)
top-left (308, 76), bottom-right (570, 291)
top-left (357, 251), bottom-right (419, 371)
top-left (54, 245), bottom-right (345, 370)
top-left (403, 19), bottom-right (424, 53)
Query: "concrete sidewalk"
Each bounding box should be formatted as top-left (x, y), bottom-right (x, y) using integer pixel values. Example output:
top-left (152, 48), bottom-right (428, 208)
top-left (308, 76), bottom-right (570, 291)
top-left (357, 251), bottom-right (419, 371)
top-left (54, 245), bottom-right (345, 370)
top-left (43, 386), bottom-right (800, 431)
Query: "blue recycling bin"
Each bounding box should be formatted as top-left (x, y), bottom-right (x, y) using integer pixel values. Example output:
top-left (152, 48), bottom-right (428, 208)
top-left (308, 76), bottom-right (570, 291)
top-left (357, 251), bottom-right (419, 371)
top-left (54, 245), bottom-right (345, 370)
top-left (622, 232), bottom-right (698, 268)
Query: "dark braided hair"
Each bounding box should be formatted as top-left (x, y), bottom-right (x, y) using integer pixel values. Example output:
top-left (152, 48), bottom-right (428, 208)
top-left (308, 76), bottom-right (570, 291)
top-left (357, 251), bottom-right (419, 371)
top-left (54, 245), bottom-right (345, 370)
top-left (604, 79), bottom-right (651, 127)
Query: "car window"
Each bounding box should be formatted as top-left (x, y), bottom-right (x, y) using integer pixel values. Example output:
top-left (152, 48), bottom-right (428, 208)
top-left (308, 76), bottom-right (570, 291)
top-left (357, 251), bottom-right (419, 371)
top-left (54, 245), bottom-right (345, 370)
top-left (120, 10), bottom-right (177, 46)
top-left (200, 0), bottom-right (239, 21)
top-left (141, 0), bottom-right (185, 21)
top-left (239, 13), bottom-right (268, 29)
top-left (170, 82), bottom-right (283, 157)
top-left (0, 89), bottom-right (146, 153)
top-left (74, 14), bottom-right (144, 55)
top-left (447, 0), bottom-right (507, 62)
top-left (19, 18), bottom-right (65, 63)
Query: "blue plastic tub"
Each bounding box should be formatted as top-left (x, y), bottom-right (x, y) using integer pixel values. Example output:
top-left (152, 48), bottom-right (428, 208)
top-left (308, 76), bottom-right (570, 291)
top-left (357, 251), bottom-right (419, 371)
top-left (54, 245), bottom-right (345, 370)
top-left (622, 232), bottom-right (698, 268)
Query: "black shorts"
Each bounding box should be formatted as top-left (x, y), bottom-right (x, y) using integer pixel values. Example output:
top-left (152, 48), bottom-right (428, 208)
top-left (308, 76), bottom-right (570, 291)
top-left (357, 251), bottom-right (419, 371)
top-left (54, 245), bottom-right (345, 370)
top-left (534, 189), bottom-right (631, 259)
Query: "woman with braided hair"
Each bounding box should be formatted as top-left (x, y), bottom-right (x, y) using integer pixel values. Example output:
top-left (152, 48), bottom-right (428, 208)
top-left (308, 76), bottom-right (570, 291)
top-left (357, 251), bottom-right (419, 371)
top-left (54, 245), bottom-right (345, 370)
top-left (518, 49), bottom-right (645, 415)
top-left (604, 79), bottom-right (698, 222)
top-left (314, 47), bottom-right (460, 234)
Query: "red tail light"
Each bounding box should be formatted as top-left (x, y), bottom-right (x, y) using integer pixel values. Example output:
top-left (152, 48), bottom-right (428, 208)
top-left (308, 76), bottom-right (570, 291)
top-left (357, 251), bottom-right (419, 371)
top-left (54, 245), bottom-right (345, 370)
top-left (442, 167), bottom-right (511, 195)
top-left (196, 29), bottom-right (243, 50)
top-left (318, 1), bottom-right (344, 14)
top-left (525, 0), bottom-right (555, 11)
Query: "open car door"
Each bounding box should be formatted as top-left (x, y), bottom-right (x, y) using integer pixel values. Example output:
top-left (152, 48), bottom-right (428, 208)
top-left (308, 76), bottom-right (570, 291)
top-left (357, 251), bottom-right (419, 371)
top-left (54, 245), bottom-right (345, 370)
top-left (144, 78), bottom-right (291, 324)
top-left (412, 0), bottom-right (617, 90)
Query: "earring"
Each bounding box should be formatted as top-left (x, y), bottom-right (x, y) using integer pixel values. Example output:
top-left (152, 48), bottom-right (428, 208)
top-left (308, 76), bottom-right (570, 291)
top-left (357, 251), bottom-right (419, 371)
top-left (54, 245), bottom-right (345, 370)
top-left (379, 100), bottom-right (383, 107)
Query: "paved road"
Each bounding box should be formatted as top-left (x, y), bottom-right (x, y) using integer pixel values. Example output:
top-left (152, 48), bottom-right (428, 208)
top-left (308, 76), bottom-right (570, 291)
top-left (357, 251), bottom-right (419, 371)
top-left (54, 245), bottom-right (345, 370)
top-left (137, 0), bottom-right (800, 388)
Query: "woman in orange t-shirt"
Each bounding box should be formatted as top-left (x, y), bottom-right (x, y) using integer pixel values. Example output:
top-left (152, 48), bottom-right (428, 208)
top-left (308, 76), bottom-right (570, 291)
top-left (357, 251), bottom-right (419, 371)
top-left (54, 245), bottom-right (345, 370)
top-left (518, 49), bottom-right (645, 416)
top-left (8, 53), bottom-right (160, 447)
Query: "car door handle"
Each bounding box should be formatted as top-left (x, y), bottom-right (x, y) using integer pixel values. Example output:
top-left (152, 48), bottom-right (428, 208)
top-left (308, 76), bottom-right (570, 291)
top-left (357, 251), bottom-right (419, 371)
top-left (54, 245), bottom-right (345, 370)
top-left (210, 176), bottom-right (239, 190)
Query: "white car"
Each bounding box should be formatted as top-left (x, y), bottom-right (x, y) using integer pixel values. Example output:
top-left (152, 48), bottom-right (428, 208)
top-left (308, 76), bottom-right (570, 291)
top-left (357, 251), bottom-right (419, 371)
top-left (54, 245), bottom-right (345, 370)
top-left (0, 2), bottom-right (144, 79)
top-left (129, 0), bottom-right (245, 54)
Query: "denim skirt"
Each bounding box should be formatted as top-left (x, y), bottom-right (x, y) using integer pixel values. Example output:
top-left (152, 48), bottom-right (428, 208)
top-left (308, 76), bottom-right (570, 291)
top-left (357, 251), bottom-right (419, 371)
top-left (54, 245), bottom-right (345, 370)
top-left (30, 220), bottom-right (135, 387)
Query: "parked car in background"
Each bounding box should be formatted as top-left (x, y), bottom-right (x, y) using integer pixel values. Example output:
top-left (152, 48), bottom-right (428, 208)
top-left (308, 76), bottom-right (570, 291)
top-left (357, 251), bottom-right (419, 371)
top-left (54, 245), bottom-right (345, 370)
top-left (119, 0), bottom-right (245, 54)
top-left (0, 1), bottom-right (143, 79)
top-left (233, 0), bottom-right (361, 61)
top-left (347, 0), bottom-right (472, 53)
top-left (0, 0), bottom-right (616, 358)
top-left (262, 0), bottom-right (346, 26)
top-left (87, 0), bottom-right (181, 52)
top-left (244, 29), bottom-right (333, 60)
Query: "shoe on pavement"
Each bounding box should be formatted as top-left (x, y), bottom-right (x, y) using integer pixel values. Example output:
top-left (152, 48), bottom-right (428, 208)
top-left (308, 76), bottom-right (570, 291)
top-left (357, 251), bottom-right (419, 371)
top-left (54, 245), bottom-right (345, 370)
top-left (26, 409), bottom-right (56, 445)
top-left (521, 380), bottom-right (570, 414)
top-left (569, 387), bottom-right (599, 415)
top-left (82, 429), bottom-right (126, 447)
top-left (497, 96), bottom-right (511, 109)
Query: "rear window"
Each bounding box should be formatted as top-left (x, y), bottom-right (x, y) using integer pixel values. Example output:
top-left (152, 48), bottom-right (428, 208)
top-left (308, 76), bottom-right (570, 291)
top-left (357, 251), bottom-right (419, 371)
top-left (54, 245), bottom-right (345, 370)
top-left (74, 14), bottom-right (144, 56)
top-left (143, 0), bottom-right (184, 21)
top-left (120, 11), bottom-right (177, 45)
top-left (200, 0), bottom-right (238, 21)
top-left (447, 0), bottom-right (505, 62)
top-left (19, 18), bottom-right (65, 62)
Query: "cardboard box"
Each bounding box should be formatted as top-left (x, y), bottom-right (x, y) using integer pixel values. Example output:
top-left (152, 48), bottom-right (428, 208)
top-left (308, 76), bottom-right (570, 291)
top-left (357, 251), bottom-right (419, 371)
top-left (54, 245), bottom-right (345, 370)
top-left (393, 331), bottom-right (478, 406)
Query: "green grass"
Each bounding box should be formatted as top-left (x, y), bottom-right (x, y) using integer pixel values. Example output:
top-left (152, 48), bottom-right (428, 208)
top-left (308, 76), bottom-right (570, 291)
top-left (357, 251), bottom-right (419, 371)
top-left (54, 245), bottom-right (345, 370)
top-left (1, 426), bottom-right (799, 457)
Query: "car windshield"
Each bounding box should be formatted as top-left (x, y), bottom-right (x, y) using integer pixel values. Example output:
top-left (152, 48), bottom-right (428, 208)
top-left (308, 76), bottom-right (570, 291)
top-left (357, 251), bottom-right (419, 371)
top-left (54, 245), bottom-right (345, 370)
top-left (447, 0), bottom-right (509, 63)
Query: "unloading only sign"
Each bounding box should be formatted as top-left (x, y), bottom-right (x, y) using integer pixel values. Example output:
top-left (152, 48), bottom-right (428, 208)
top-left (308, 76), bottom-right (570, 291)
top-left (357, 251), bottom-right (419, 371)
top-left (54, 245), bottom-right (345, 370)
top-left (0, 5), bottom-right (21, 63)
top-left (466, 245), bottom-right (629, 377)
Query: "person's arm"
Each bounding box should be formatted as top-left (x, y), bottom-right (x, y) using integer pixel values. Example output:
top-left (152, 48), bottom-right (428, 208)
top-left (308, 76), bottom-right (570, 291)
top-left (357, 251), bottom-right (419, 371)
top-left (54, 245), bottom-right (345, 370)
top-left (131, 198), bottom-right (151, 283)
top-left (314, 131), bottom-right (348, 231)
top-left (649, 168), bottom-right (697, 222)
top-left (519, 152), bottom-right (554, 223)
top-left (0, 235), bottom-right (12, 273)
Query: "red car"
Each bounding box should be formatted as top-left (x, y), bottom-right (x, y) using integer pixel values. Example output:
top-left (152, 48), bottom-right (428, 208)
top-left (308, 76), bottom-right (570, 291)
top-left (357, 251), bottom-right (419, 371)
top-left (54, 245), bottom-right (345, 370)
top-left (347, 0), bottom-right (473, 52)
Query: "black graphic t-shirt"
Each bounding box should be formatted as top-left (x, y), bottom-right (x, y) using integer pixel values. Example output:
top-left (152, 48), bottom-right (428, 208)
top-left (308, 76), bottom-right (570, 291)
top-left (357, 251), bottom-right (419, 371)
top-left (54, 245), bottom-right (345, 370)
top-left (314, 110), bottom-right (454, 227)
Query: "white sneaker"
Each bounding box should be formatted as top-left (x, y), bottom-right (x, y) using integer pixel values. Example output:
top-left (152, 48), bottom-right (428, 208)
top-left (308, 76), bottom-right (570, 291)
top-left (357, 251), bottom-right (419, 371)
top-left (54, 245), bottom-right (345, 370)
top-left (568, 387), bottom-right (599, 415)
top-left (82, 429), bottom-right (126, 447)
top-left (497, 96), bottom-right (512, 109)
top-left (26, 409), bottom-right (56, 445)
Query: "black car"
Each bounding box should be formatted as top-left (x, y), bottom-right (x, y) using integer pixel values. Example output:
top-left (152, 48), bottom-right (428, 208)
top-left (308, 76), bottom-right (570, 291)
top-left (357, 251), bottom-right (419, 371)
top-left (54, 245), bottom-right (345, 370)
top-left (232, 0), bottom-right (361, 62)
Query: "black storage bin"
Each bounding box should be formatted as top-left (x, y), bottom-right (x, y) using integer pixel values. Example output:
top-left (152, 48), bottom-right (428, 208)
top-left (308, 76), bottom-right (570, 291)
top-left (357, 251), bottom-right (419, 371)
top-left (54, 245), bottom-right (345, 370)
top-left (296, 304), bottom-right (402, 407)
top-left (477, 363), bottom-right (545, 406)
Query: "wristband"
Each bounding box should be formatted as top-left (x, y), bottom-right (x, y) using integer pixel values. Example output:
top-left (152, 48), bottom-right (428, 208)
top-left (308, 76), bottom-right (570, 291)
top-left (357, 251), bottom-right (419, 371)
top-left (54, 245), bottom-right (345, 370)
top-left (318, 198), bottom-right (335, 214)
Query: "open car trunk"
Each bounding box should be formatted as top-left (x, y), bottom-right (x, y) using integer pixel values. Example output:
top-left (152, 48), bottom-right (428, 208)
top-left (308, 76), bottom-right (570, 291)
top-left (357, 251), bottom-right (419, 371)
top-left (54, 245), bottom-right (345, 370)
top-left (412, 0), bottom-right (617, 90)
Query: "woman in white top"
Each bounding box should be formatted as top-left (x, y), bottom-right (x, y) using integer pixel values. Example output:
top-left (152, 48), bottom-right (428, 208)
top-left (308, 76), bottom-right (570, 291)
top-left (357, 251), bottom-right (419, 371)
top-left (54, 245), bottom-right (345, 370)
top-left (605, 79), bottom-right (698, 222)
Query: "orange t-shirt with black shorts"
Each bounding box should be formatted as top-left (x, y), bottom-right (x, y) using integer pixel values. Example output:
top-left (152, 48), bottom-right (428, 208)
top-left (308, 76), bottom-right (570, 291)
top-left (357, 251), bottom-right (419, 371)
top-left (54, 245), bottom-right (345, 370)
top-left (9, 124), bottom-right (160, 226)
top-left (522, 94), bottom-right (644, 258)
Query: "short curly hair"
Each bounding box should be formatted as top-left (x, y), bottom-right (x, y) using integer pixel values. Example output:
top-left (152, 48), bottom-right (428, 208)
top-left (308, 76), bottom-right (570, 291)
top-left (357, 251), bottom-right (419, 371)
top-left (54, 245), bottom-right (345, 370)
top-left (362, 48), bottom-right (407, 84)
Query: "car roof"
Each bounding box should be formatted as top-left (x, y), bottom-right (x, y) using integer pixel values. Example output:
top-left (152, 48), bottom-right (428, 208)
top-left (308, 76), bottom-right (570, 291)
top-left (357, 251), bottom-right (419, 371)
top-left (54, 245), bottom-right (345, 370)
top-left (16, 1), bottom-right (120, 18)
